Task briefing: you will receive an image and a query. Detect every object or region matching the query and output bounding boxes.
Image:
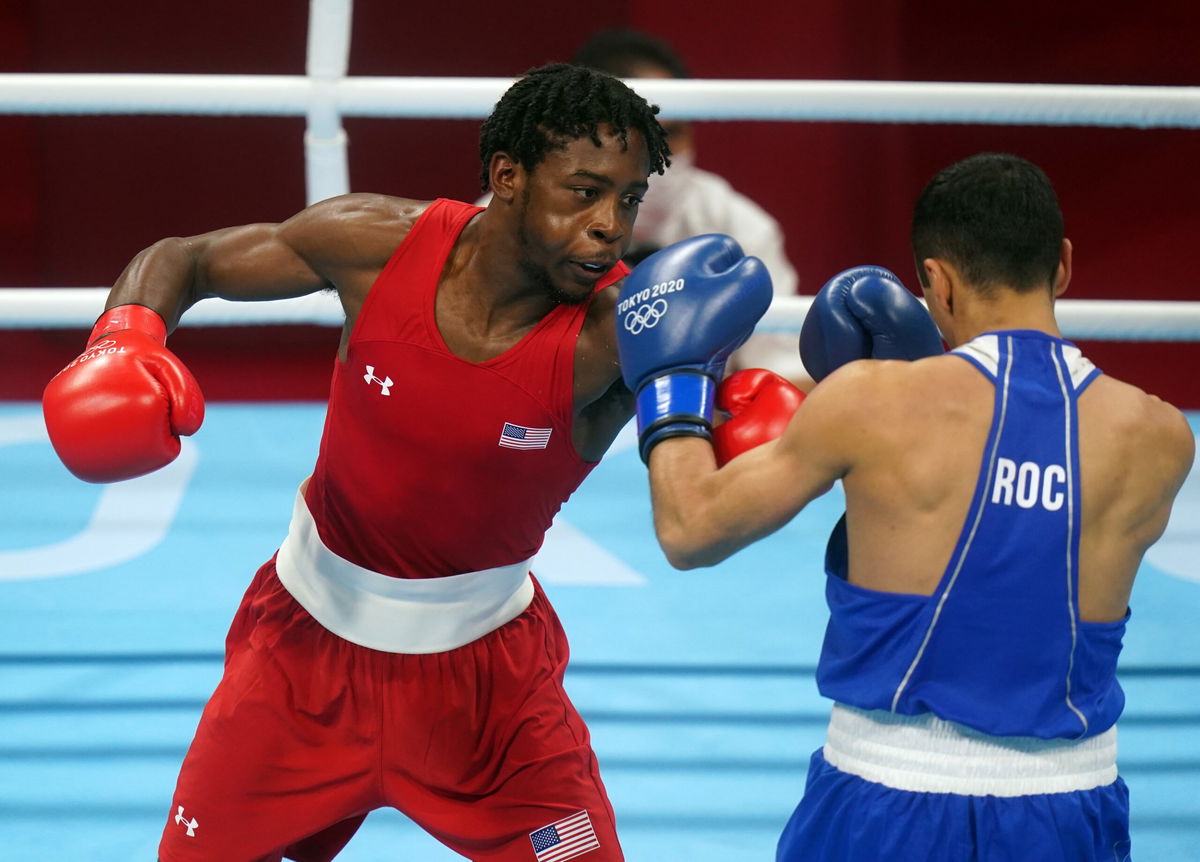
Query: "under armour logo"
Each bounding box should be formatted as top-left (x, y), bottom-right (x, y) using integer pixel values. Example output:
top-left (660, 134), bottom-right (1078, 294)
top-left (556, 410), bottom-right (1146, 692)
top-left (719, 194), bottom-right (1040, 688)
top-left (623, 299), bottom-right (668, 334)
top-left (363, 365), bottom-right (393, 396)
top-left (175, 805), bottom-right (199, 837)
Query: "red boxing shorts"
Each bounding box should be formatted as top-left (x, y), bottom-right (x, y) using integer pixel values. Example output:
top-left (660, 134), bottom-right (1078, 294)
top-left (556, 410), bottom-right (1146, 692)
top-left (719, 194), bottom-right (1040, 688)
top-left (157, 559), bottom-right (621, 862)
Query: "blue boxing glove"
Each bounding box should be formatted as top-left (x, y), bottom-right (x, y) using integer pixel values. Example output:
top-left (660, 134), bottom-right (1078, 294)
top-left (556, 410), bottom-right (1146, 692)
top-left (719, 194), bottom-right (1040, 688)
top-left (799, 265), bottom-right (944, 382)
top-left (616, 234), bottom-right (773, 463)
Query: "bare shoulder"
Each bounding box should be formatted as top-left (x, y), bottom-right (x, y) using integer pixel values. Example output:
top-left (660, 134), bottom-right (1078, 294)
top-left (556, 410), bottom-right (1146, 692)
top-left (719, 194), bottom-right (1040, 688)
top-left (302, 192), bottom-right (428, 224)
top-left (572, 280), bottom-right (634, 459)
top-left (806, 354), bottom-right (972, 422)
top-left (577, 279), bottom-right (624, 363)
top-left (782, 360), bottom-right (902, 455)
top-left (586, 279), bottom-right (621, 324)
top-left (1160, 400), bottom-right (1196, 483)
top-left (1085, 375), bottom-right (1196, 481)
top-left (283, 193), bottom-right (432, 266)
top-left (577, 281), bottom-right (624, 384)
top-left (788, 355), bottom-right (985, 472)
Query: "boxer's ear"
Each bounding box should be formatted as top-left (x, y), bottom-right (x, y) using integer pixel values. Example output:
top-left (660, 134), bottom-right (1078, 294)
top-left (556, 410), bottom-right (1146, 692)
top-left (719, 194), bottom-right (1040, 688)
top-left (488, 152), bottom-right (521, 204)
top-left (920, 258), bottom-right (955, 317)
top-left (1053, 238), bottom-right (1072, 299)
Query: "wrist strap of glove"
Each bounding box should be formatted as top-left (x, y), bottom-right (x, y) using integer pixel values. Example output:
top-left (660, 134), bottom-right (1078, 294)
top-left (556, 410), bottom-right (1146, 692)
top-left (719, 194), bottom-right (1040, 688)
top-left (635, 369), bottom-right (715, 464)
top-left (89, 304), bottom-right (168, 346)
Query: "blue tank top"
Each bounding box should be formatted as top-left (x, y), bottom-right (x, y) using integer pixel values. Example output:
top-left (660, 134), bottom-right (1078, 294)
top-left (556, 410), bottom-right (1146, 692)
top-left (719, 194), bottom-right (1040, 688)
top-left (816, 330), bottom-right (1128, 740)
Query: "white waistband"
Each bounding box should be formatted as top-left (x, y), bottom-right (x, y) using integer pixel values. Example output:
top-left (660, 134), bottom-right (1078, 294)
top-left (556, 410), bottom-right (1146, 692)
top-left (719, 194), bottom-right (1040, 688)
top-left (823, 703), bottom-right (1118, 797)
top-left (275, 483), bottom-right (534, 654)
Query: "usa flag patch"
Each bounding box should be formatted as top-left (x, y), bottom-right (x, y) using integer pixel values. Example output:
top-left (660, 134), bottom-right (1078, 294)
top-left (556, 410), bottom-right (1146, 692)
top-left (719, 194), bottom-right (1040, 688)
top-left (529, 810), bottom-right (599, 861)
top-left (499, 422), bottom-right (552, 450)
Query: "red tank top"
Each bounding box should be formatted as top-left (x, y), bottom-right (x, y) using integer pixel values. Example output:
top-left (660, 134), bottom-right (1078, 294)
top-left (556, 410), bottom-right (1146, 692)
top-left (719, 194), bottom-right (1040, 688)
top-left (304, 198), bottom-right (625, 578)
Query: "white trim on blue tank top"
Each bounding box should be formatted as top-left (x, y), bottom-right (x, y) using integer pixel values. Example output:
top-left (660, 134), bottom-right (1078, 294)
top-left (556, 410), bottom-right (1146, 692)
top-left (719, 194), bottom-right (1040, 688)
top-left (1051, 341), bottom-right (1089, 736)
top-left (953, 333), bottom-right (1001, 378)
top-left (953, 330), bottom-right (1098, 392)
top-left (1060, 342), bottom-right (1098, 390)
top-left (891, 334), bottom-right (1016, 712)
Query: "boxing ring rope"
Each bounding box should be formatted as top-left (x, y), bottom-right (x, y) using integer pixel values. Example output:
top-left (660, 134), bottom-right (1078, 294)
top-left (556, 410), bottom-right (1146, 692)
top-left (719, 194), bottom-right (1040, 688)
top-left (5, 288), bottom-right (1200, 341)
top-left (2, 0), bottom-right (1198, 340)
top-left (5, 75), bottom-right (1198, 126)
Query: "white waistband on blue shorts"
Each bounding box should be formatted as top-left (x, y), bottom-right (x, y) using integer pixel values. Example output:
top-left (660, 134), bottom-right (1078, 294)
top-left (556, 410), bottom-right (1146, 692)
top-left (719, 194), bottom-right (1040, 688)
top-left (822, 702), bottom-right (1118, 797)
top-left (274, 482), bottom-right (534, 654)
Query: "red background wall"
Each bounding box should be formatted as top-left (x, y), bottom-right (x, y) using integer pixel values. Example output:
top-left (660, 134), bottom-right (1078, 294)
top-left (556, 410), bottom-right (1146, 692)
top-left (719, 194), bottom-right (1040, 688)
top-left (2, 0), bottom-right (1197, 405)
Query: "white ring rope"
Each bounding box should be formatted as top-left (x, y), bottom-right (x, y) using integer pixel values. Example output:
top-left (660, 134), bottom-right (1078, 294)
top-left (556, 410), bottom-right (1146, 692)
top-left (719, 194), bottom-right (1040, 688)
top-left (3, 74), bottom-right (1198, 127)
top-left (3, 0), bottom-right (1197, 342)
top-left (4, 288), bottom-right (1199, 342)
top-left (0, 75), bottom-right (1190, 127)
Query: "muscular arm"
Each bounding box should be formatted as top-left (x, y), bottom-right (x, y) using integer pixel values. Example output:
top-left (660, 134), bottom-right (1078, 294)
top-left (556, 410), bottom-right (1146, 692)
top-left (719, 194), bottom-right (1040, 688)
top-left (648, 365), bottom-right (864, 569)
top-left (106, 193), bottom-right (422, 333)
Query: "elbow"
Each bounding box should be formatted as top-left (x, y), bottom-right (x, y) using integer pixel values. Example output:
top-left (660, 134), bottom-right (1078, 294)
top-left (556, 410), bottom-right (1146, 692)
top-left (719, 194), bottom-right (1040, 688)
top-left (668, 547), bottom-right (727, 571)
top-left (663, 547), bottom-right (705, 571)
top-left (656, 525), bottom-right (723, 571)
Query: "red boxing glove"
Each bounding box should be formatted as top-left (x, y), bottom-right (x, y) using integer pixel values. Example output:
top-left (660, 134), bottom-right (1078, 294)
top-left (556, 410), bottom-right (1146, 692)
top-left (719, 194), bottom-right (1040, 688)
top-left (42, 304), bottom-right (205, 483)
top-left (712, 369), bottom-right (805, 466)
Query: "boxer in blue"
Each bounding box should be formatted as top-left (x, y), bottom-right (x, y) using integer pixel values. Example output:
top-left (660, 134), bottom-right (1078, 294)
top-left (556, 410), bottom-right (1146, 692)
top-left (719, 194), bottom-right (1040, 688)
top-left (617, 153), bottom-right (1195, 861)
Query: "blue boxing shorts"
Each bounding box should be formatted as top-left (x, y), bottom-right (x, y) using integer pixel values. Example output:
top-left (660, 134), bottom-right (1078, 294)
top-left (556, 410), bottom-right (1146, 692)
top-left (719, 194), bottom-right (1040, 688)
top-left (777, 704), bottom-right (1132, 862)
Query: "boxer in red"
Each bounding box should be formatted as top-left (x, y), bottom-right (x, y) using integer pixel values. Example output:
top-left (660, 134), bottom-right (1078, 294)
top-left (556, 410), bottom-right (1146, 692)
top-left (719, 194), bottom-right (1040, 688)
top-left (41, 64), bottom-right (683, 862)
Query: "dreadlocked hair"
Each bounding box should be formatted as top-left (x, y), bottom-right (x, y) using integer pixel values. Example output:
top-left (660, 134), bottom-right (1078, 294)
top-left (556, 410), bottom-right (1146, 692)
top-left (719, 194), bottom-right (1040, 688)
top-left (478, 62), bottom-right (671, 191)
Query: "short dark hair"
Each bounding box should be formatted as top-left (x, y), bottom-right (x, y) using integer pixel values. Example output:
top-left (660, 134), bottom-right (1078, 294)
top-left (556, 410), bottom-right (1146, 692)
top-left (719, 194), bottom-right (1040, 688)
top-left (570, 28), bottom-right (690, 79)
top-left (478, 62), bottom-right (671, 191)
top-left (911, 153), bottom-right (1064, 293)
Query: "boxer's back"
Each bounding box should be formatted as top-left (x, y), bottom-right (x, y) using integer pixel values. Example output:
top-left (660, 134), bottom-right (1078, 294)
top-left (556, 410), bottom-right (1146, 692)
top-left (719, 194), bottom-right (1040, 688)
top-left (838, 337), bottom-right (1191, 624)
top-left (814, 330), bottom-right (1194, 736)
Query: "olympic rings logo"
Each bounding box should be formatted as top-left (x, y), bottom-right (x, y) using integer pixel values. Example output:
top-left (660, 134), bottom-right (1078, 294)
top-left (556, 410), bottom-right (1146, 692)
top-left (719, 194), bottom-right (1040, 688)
top-left (624, 299), bottom-right (669, 334)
